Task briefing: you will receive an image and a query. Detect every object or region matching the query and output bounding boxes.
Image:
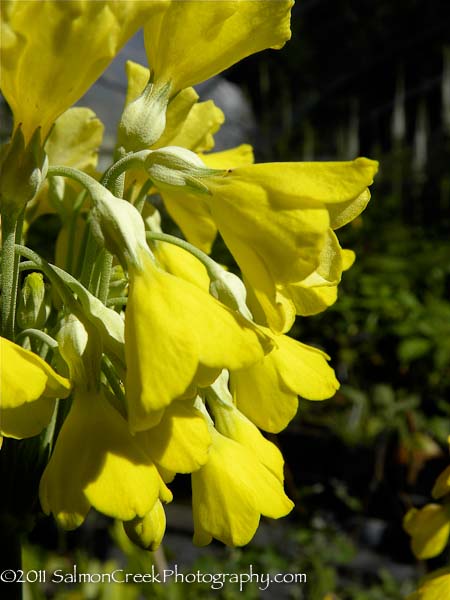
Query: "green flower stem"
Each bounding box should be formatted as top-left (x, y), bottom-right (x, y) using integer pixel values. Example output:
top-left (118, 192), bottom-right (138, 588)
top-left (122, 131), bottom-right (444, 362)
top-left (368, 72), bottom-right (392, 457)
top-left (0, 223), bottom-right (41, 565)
top-left (15, 328), bottom-right (58, 349)
top-left (79, 223), bottom-right (101, 292)
top-left (47, 165), bottom-right (102, 195)
top-left (1, 211), bottom-right (24, 340)
top-left (101, 356), bottom-right (125, 406)
top-left (100, 150), bottom-right (151, 191)
top-left (146, 231), bottom-right (221, 281)
top-left (96, 250), bottom-right (113, 303)
top-left (73, 218), bottom-right (91, 279)
top-left (133, 179), bottom-right (153, 213)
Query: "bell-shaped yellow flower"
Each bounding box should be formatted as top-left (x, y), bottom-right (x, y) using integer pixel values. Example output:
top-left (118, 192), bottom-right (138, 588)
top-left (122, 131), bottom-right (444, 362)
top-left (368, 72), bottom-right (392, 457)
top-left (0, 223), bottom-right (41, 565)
top-left (0, 336), bottom-right (71, 438)
top-left (1, 0), bottom-right (165, 140)
top-left (39, 388), bottom-right (171, 530)
top-left (144, 0), bottom-right (293, 94)
top-left (404, 504), bottom-right (450, 559)
top-left (125, 250), bottom-right (272, 432)
top-left (192, 428), bottom-right (293, 546)
top-left (230, 332), bottom-right (339, 434)
top-left (161, 158), bottom-right (377, 331)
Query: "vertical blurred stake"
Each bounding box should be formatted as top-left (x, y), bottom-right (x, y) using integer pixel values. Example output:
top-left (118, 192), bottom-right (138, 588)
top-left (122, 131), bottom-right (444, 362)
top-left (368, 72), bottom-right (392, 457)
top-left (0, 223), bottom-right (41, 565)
top-left (442, 46), bottom-right (450, 135)
top-left (441, 47), bottom-right (450, 215)
top-left (390, 67), bottom-right (406, 214)
top-left (348, 98), bottom-right (360, 159)
top-left (412, 98), bottom-right (428, 194)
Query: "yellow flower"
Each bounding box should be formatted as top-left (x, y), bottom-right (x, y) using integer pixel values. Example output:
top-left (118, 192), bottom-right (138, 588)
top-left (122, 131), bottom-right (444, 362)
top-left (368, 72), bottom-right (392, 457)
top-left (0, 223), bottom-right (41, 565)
top-left (230, 332), bottom-right (339, 433)
top-left (160, 158), bottom-right (378, 332)
top-left (0, 0), bottom-right (164, 140)
top-left (144, 0), bottom-right (293, 94)
top-left (39, 388), bottom-right (171, 530)
top-left (125, 250), bottom-right (272, 432)
top-left (404, 504), bottom-right (450, 559)
top-left (192, 427), bottom-right (293, 546)
top-left (0, 336), bottom-right (71, 439)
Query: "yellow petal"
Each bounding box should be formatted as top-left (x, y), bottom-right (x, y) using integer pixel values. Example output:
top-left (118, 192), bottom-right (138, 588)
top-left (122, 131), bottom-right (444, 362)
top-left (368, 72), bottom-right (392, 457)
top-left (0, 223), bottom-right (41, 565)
top-left (0, 397), bottom-right (55, 439)
top-left (137, 400), bottom-right (211, 473)
top-left (39, 390), bottom-right (165, 529)
top-left (285, 229), bottom-right (347, 316)
top-left (161, 190), bottom-right (217, 254)
top-left (153, 241), bottom-right (210, 291)
top-left (406, 568), bottom-right (450, 600)
top-left (432, 465), bottom-right (450, 499)
top-left (200, 144), bottom-right (254, 170)
top-left (0, 337), bottom-right (71, 409)
top-left (165, 100), bottom-right (224, 153)
top-left (230, 334), bottom-right (339, 433)
top-left (46, 107), bottom-right (103, 172)
top-left (211, 403), bottom-right (284, 480)
top-left (144, 0), bottom-right (293, 93)
top-left (125, 251), bottom-right (272, 431)
top-left (1, 0), bottom-right (165, 140)
top-left (404, 504), bottom-right (450, 559)
top-left (192, 429), bottom-right (293, 546)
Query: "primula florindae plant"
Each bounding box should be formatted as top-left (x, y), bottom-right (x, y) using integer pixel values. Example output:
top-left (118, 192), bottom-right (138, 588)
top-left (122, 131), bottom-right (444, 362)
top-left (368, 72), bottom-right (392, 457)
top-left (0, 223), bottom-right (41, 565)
top-left (0, 0), bottom-right (378, 558)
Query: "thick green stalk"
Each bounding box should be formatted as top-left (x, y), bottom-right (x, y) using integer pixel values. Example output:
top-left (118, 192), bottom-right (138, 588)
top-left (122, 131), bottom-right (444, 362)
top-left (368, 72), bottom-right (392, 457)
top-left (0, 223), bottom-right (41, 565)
top-left (1, 212), bottom-right (23, 340)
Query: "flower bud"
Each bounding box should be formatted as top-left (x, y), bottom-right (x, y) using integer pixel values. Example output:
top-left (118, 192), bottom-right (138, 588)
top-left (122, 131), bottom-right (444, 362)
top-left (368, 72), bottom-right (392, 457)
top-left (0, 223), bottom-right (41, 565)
top-left (17, 272), bottom-right (50, 330)
top-left (145, 146), bottom-right (222, 194)
top-left (87, 178), bottom-right (149, 270)
top-left (57, 316), bottom-right (100, 388)
top-left (209, 268), bottom-right (253, 320)
top-left (117, 81), bottom-right (170, 152)
top-left (0, 126), bottom-right (48, 219)
top-left (123, 500), bottom-right (166, 551)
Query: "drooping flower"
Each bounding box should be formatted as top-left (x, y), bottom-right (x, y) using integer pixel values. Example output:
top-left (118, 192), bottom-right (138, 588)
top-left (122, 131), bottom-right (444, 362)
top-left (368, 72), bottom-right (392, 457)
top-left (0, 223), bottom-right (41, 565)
top-left (230, 332), bottom-right (339, 433)
top-left (143, 0), bottom-right (294, 96)
top-left (159, 158), bottom-right (378, 332)
top-left (191, 426), bottom-right (293, 547)
top-left (125, 249), bottom-right (272, 432)
top-left (403, 504), bottom-right (450, 559)
top-left (39, 388), bottom-right (172, 530)
top-left (0, 336), bottom-right (71, 439)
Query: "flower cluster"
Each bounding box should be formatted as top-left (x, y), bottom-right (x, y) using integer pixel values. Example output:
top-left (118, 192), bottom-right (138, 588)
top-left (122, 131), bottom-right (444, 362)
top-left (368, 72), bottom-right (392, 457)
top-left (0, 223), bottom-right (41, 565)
top-left (403, 439), bottom-right (450, 599)
top-left (0, 0), bottom-right (378, 549)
